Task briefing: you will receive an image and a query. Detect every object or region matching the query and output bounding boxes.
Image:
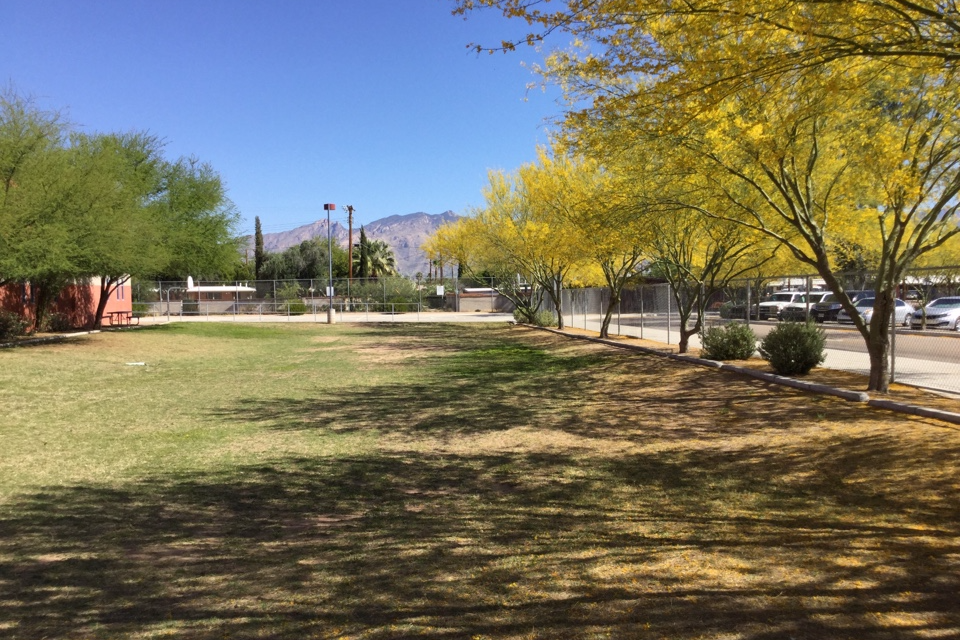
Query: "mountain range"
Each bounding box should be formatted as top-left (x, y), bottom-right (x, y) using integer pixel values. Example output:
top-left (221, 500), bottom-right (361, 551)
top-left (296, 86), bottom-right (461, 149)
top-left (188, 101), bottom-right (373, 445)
top-left (250, 211), bottom-right (462, 276)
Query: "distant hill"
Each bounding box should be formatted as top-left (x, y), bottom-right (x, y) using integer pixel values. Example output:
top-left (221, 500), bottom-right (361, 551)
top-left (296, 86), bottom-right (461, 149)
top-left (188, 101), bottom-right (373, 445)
top-left (250, 211), bottom-right (462, 276)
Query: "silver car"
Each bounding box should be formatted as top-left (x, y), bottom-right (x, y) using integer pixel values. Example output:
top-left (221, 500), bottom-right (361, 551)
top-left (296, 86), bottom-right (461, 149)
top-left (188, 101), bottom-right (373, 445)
top-left (837, 297), bottom-right (913, 326)
top-left (910, 297), bottom-right (960, 330)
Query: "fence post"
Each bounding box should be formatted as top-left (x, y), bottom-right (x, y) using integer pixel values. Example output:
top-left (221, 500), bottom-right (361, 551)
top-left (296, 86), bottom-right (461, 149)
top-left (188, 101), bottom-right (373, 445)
top-left (667, 284), bottom-right (672, 346)
top-left (746, 281), bottom-right (751, 327)
top-left (600, 289), bottom-right (604, 334)
top-left (640, 285), bottom-right (644, 340)
top-left (617, 296), bottom-right (621, 337)
top-left (890, 303), bottom-right (897, 384)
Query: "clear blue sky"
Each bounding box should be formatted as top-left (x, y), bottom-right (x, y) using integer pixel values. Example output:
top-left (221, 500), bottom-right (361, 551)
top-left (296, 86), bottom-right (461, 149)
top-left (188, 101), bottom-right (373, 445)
top-left (1, 0), bottom-right (562, 235)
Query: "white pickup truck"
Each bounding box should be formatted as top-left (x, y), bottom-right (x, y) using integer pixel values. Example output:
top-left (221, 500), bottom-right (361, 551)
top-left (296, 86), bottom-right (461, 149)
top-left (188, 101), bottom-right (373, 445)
top-left (756, 291), bottom-right (808, 321)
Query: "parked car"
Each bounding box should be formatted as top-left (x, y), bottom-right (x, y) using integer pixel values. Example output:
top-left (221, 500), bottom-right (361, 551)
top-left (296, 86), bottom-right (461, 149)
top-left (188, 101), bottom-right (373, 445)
top-left (719, 301), bottom-right (758, 320)
top-left (836, 297), bottom-right (912, 326)
top-left (778, 292), bottom-right (828, 321)
top-left (910, 296), bottom-right (960, 330)
top-left (756, 291), bottom-right (808, 321)
top-left (811, 290), bottom-right (874, 322)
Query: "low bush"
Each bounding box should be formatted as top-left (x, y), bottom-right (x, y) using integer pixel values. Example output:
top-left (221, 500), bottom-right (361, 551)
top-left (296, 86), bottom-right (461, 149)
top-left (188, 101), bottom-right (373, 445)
top-left (699, 322), bottom-right (757, 360)
top-left (0, 311), bottom-right (29, 341)
top-left (759, 321), bottom-right (826, 375)
top-left (512, 308), bottom-right (556, 327)
top-left (531, 310), bottom-right (557, 327)
top-left (43, 313), bottom-right (74, 333)
top-left (281, 300), bottom-right (308, 315)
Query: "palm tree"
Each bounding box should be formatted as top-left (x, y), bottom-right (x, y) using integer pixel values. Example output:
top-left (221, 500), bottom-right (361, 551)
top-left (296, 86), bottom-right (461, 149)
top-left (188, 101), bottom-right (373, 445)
top-left (367, 240), bottom-right (398, 277)
top-left (352, 234), bottom-right (398, 279)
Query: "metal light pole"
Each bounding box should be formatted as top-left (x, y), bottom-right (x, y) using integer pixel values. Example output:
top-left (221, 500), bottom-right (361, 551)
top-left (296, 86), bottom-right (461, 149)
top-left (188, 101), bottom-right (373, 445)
top-left (323, 203), bottom-right (336, 324)
top-left (345, 205), bottom-right (354, 309)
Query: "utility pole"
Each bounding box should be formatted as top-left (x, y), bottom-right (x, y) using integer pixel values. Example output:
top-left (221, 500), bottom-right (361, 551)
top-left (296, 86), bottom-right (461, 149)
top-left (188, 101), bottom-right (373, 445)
top-left (346, 205), bottom-right (355, 282)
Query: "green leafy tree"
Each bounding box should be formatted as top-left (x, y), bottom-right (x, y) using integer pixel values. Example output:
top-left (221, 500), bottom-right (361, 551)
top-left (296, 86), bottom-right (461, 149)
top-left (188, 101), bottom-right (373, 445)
top-left (0, 92), bottom-right (70, 327)
top-left (260, 238), bottom-right (349, 281)
top-left (254, 216), bottom-right (265, 280)
top-left (68, 132), bottom-right (168, 329)
top-left (150, 157), bottom-right (242, 281)
top-left (1, 89), bottom-right (243, 328)
top-left (357, 226), bottom-right (370, 279)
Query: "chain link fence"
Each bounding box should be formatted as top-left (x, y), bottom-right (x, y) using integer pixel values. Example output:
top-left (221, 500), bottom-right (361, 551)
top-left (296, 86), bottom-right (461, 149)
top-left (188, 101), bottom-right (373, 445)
top-left (132, 268), bottom-right (960, 393)
top-left (552, 267), bottom-right (960, 394)
top-left (134, 276), bottom-right (465, 319)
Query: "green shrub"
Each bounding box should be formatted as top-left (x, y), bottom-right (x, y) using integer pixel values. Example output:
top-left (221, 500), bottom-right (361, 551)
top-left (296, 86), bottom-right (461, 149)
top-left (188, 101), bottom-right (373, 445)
top-left (759, 321), bottom-right (826, 375)
top-left (531, 310), bottom-right (556, 327)
top-left (512, 308), bottom-right (556, 327)
top-left (132, 302), bottom-right (151, 315)
top-left (512, 308), bottom-right (534, 323)
top-left (43, 313), bottom-right (73, 333)
top-left (281, 300), bottom-right (308, 315)
top-left (275, 282), bottom-right (303, 301)
top-left (699, 322), bottom-right (757, 360)
top-left (0, 311), bottom-right (29, 341)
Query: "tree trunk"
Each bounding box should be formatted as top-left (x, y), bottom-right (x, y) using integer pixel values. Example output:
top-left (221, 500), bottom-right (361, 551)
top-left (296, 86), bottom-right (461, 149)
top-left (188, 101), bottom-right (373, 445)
top-left (33, 282), bottom-right (58, 332)
top-left (599, 291), bottom-right (618, 339)
top-left (542, 276), bottom-right (564, 330)
top-left (866, 338), bottom-right (890, 393)
top-left (865, 293), bottom-right (893, 393)
top-left (93, 282), bottom-right (111, 330)
top-left (553, 293), bottom-right (565, 330)
top-left (678, 316), bottom-right (702, 354)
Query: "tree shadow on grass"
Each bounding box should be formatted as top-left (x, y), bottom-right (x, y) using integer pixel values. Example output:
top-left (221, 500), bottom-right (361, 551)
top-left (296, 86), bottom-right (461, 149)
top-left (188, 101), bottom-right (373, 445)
top-left (1, 439), bottom-right (958, 639)
top-left (211, 333), bottom-right (872, 446)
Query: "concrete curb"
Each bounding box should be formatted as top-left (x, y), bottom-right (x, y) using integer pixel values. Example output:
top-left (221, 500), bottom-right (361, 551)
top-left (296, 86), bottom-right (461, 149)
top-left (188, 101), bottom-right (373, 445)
top-left (531, 325), bottom-right (960, 425)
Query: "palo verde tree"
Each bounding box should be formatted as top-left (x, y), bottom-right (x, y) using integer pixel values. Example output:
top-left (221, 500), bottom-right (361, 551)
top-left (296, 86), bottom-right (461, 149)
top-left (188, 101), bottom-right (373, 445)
top-left (673, 64), bottom-right (960, 390)
top-left (456, 0), bottom-right (960, 392)
top-left (475, 162), bottom-right (589, 329)
top-left (527, 147), bottom-right (648, 338)
top-left (428, 208), bottom-right (550, 323)
top-left (643, 190), bottom-right (780, 354)
top-left (150, 156), bottom-right (242, 281)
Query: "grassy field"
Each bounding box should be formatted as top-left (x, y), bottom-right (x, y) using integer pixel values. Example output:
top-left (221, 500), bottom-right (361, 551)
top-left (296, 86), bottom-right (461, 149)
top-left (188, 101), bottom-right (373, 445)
top-left (1, 322), bottom-right (958, 639)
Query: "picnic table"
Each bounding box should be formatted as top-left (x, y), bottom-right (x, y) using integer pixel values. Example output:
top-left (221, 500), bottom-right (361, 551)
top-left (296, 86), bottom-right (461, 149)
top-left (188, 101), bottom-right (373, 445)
top-left (106, 311), bottom-right (139, 326)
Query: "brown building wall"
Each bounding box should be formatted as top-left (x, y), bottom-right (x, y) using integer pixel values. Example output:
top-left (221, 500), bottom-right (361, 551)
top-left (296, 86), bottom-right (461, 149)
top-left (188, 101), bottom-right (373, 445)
top-left (0, 280), bottom-right (132, 330)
